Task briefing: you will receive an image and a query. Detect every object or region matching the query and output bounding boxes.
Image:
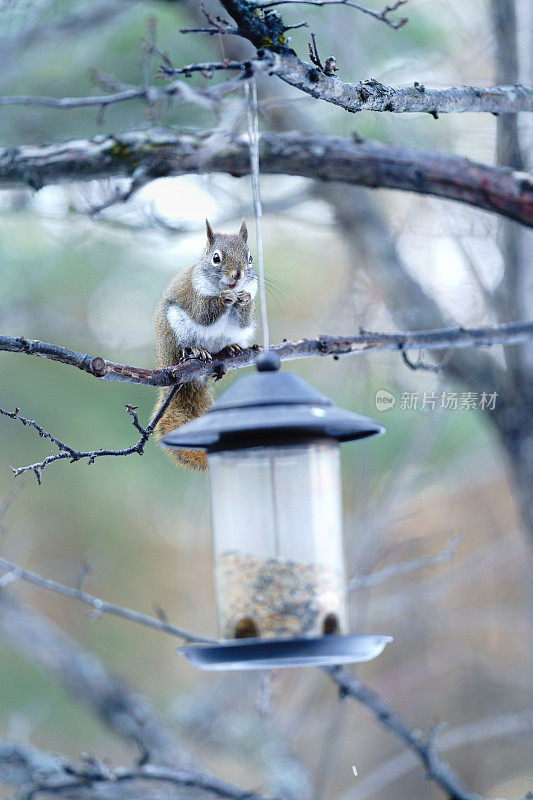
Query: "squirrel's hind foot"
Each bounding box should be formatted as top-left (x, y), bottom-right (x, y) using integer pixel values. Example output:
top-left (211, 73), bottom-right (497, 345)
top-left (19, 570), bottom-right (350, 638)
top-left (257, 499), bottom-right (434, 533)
top-left (178, 346), bottom-right (212, 363)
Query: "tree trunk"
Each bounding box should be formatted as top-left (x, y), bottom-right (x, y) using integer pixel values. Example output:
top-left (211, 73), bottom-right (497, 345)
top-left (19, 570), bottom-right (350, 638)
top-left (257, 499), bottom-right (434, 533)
top-left (489, 0), bottom-right (533, 539)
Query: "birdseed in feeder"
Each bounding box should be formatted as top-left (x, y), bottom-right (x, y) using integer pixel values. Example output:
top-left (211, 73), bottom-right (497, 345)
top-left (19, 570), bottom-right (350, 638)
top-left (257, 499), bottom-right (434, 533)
top-left (216, 551), bottom-right (347, 640)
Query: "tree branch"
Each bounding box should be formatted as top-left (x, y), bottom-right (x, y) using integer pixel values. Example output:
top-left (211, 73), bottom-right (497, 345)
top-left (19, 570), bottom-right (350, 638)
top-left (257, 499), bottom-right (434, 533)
top-left (0, 76), bottom-right (242, 113)
top-left (210, 1), bottom-right (533, 114)
top-left (274, 61), bottom-right (533, 115)
top-left (0, 590), bottom-right (196, 769)
top-left (2, 324), bottom-right (530, 481)
top-left (0, 556), bottom-right (214, 643)
top-left (325, 666), bottom-right (485, 800)
top-left (158, 59), bottom-right (254, 76)
top-left (0, 553), bottom-right (492, 800)
top-left (0, 741), bottom-right (269, 800)
top-left (0, 2), bottom-right (128, 71)
top-left (348, 710), bottom-right (533, 800)
top-left (255, 0), bottom-right (408, 29)
top-left (0, 386), bottom-right (181, 482)
top-left (348, 534), bottom-right (460, 590)
top-left (1, 322), bottom-right (531, 387)
top-left (2, 130), bottom-right (533, 226)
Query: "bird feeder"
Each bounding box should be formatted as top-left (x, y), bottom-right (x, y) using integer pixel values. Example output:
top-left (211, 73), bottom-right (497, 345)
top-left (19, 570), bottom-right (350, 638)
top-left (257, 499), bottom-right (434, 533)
top-left (162, 352), bottom-right (392, 670)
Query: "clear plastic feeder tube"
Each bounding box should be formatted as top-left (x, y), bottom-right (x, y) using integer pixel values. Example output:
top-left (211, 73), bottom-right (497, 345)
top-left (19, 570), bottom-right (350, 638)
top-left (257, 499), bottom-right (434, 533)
top-left (208, 440), bottom-right (347, 640)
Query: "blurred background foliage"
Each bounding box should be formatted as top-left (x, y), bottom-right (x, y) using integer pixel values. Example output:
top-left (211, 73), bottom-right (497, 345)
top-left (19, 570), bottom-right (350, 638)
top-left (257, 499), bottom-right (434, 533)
top-left (0, 1), bottom-right (532, 799)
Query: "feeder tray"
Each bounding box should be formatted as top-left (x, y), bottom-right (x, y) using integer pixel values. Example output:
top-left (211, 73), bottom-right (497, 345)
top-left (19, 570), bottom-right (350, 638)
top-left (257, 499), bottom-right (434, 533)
top-left (180, 633), bottom-right (393, 671)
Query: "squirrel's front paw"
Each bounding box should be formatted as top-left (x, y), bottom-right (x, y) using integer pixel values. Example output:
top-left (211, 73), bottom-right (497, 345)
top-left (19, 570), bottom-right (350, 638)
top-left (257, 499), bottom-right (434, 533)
top-left (178, 346), bottom-right (212, 363)
top-left (219, 289), bottom-right (237, 306)
top-left (218, 343), bottom-right (244, 357)
top-left (235, 291), bottom-right (252, 305)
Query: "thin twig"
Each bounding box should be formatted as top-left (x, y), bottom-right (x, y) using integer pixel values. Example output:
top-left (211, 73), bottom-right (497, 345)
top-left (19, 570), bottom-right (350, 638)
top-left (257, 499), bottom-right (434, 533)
top-left (0, 555), bottom-right (215, 643)
top-left (86, 167), bottom-right (151, 214)
top-left (401, 348), bottom-right (448, 373)
top-left (0, 385), bottom-right (181, 482)
top-left (348, 535), bottom-right (461, 590)
top-left (179, 25), bottom-right (239, 34)
top-left (30, 764), bottom-right (269, 800)
top-left (0, 76), bottom-right (243, 113)
top-left (158, 59), bottom-right (255, 77)
top-left (256, 0), bottom-right (408, 29)
top-left (0, 482), bottom-right (26, 536)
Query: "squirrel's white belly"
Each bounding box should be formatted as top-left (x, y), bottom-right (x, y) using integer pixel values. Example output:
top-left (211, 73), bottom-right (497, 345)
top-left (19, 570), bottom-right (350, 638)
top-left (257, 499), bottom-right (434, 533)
top-left (167, 305), bottom-right (254, 354)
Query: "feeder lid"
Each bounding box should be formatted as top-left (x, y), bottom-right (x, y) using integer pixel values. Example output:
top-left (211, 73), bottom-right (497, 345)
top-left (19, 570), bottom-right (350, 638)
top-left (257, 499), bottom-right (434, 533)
top-left (162, 351), bottom-right (384, 452)
top-left (179, 633), bottom-right (393, 671)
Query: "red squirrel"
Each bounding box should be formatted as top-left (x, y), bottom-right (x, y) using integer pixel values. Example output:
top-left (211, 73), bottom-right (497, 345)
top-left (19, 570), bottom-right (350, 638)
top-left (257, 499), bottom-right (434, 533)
top-left (154, 220), bottom-right (257, 469)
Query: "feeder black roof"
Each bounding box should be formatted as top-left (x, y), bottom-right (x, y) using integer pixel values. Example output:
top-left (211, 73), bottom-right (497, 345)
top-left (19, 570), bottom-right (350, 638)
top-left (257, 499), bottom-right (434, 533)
top-left (161, 351), bottom-right (384, 452)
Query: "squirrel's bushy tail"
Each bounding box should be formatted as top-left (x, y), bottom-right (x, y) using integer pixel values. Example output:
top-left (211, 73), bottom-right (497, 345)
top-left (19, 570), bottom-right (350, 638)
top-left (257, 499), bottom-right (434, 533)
top-left (154, 380), bottom-right (211, 471)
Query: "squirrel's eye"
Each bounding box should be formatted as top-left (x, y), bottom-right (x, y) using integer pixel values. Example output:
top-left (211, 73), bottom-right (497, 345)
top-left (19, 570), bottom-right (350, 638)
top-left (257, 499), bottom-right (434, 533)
top-left (212, 250), bottom-right (222, 265)
top-left (248, 253), bottom-right (253, 264)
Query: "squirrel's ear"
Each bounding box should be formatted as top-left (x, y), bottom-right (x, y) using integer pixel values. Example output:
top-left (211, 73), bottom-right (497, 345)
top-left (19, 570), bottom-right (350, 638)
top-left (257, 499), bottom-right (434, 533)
top-left (238, 219), bottom-right (248, 243)
top-left (205, 219), bottom-right (215, 246)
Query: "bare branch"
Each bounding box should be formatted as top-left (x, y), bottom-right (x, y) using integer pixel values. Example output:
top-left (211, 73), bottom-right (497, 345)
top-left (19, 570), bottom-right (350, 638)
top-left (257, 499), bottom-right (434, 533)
top-left (0, 524), bottom-right (510, 800)
top-left (179, 25), bottom-right (239, 34)
top-left (0, 741), bottom-right (270, 800)
top-left (255, 0), bottom-right (408, 29)
top-left (325, 666), bottom-right (485, 800)
top-left (0, 556), bottom-right (214, 643)
top-left (348, 535), bottom-right (461, 590)
top-left (0, 591), bottom-right (195, 768)
top-left (213, 1), bottom-right (533, 114)
top-left (0, 556), bottom-right (494, 800)
top-left (277, 62), bottom-right (533, 115)
top-left (2, 130), bottom-right (533, 227)
top-left (159, 50), bottom-right (533, 117)
top-left (0, 76), bottom-right (242, 114)
top-left (86, 167), bottom-right (151, 214)
top-left (400, 348), bottom-right (448, 373)
top-left (307, 32), bottom-right (338, 75)
top-left (0, 2), bottom-right (128, 71)
top-left (158, 59), bottom-right (253, 77)
top-left (344, 710), bottom-right (533, 800)
top-left (1, 322), bottom-right (531, 388)
top-left (1, 324), bottom-right (529, 480)
top-left (68, 188), bottom-right (309, 234)
top-left (0, 386), bottom-right (180, 482)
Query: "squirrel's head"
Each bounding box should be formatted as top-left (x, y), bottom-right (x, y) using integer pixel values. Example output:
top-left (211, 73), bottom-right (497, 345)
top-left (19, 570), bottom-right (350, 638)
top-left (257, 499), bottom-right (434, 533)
top-left (195, 219), bottom-right (255, 295)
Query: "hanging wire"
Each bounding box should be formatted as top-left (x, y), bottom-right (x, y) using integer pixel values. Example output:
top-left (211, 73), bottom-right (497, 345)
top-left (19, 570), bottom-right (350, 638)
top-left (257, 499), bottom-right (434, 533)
top-left (245, 77), bottom-right (270, 347)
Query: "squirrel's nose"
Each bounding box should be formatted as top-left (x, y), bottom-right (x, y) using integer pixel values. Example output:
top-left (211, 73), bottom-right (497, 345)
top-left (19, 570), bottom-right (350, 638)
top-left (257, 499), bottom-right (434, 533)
top-left (230, 268), bottom-right (242, 283)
